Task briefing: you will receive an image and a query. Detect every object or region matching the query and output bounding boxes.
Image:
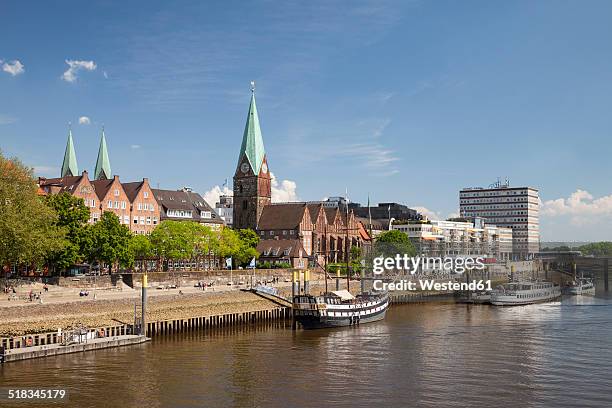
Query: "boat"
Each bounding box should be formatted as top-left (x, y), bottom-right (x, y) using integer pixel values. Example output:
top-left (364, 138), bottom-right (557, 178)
top-left (293, 290), bottom-right (389, 329)
top-left (490, 281), bottom-right (561, 306)
top-left (563, 278), bottom-right (596, 296)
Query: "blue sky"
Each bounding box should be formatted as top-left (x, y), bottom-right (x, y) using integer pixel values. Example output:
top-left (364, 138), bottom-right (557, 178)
top-left (2, 0), bottom-right (612, 241)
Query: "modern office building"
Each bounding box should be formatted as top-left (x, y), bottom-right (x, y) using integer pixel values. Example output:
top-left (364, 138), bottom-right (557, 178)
top-left (459, 181), bottom-right (539, 259)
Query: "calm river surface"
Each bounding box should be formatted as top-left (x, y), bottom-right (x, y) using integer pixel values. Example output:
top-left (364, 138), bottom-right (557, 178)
top-left (2, 294), bottom-right (612, 408)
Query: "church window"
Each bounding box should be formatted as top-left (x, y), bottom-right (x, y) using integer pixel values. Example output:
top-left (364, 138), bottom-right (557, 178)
top-left (242, 200), bottom-right (248, 209)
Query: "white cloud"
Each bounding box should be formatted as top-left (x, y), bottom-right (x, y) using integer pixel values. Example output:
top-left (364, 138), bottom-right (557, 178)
top-left (130, 144), bottom-right (141, 149)
top-left (0, 114), bottom-right (17, 125)
top-left (271, 172), bottom-right (299, 203)
top-left (541, 189), bottom-right (612, 227)
top-left (2, 60), bottom-right (24, 76)
top-left (343, 143), bottom-right (399, 169)
top-left (411, 206), bottom-right (443, 221)
top-left (62, 59), bottom-right (97, 82)
top-left (78, 116), bottom-right (91, 125)
top-left (203, 184), bottom-right (233, 207)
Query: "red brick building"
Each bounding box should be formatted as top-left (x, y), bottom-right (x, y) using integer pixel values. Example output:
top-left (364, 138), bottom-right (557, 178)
top-left (38, 171), bottom-right (100, 223)
top-left (91, 176), bottom-right (131, 226)
top-left (122, 178), bottom-right (160, 234)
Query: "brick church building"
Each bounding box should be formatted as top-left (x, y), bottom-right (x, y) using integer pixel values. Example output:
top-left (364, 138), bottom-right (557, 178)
top-left (233, 83), bottom-right (367, 268)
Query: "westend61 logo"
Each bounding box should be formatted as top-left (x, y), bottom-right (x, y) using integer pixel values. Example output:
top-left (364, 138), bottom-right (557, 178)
top-left (371, 255), bottom-right (492, 292)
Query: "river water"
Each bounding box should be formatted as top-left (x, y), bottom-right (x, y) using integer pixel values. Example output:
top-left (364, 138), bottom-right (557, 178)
top-left (2, 294), bottom-right (612, 408)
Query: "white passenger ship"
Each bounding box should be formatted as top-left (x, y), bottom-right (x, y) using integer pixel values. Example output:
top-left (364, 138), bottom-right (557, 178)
top-left (563, 278), bottom-right (595, 296)
top-left (293, 290), bottom-right (389, 329)
top-left (490, 281), bottom-right (561, 306)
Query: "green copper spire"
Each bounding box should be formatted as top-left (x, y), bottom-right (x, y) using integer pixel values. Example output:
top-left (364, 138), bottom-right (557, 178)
top-left (94, 126), bottom-right (112, 180)
top-left (61, 124), bottom-right (79, 177)
top-left (238, 81), bottom-right (266, 174)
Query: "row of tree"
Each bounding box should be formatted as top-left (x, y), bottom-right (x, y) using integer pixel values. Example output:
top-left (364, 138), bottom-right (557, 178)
top-left (542, 242), bottom-right (612, 257)
top-left (0, 151), bottom-right (259, 275)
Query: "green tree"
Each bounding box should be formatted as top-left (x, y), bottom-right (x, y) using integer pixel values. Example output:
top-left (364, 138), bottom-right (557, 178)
top-left (578, 242), bottom-right (612, 257)
top-left (45, 192), bottom-right (91, 272)
top-left (88, 211), bottom-right (133, 272)
top-left (0, 151), bottom-right (66, 271)
top-left (375, 230), bottom-right (417, 258)
top-left (149, 220), bottom-right (195, 261)
top-left (236, 229), bottom-right (260, 266)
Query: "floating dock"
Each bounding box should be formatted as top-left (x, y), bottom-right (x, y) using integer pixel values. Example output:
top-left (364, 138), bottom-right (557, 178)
top-left (1, 334), bottom-right (149, 363)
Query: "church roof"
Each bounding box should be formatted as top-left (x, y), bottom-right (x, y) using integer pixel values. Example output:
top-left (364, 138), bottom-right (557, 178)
top-left (61, 127), bottom-right (78, 177)
top-left (238, 89), bottom-right (266, 174)
top-left (94, 128), bottom-right (112, 180)
top-left (257, 203), bottom-right (308, 230)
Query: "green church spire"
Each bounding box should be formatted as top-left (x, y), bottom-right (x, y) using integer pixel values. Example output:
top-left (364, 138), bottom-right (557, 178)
top-left (238, 81), bottom-right (266, 174)
top-left (94, 126), bottom-right (112, 180)
top-left (61, 123), bottom-right (79, 177)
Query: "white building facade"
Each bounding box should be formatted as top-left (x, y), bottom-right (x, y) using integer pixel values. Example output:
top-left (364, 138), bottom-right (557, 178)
top-left (392, 218), bottom-right (513, 261)
top-left (459, 185), bottom-right (539, 259)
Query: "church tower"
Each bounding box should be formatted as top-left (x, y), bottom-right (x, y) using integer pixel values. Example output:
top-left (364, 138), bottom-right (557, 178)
top-left (61, 123), bottom-right (79, 177)
top-left (233, 82), bottom-right (272, 231)
top-left (94, 126), bottom-right (112, 180)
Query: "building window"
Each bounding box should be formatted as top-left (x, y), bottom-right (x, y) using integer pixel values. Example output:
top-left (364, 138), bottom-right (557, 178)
top-left (133, 218), bottom-right (138, 224)
top-left (146, 216), bottom-right (151, 225)
top-left (121, 201), bottom-right (126, 209)
top-left (114, 189), bottom-right (119, 196)
top-left (140, 216), bottom-right (145, 225)
top-left (201, 211), bottom-right (211, 219)
top-left (107, 200), bottom-right (112, 208)
top-left (270, 231), bottom-right (274, 236)
top-left (114, 201), bottom-right (119, 209)
top-left (144, 191), bottom-right (149, 198)
top-left (149, 204), bottom-right (154, 211)
top-left (123, 215), bottom-right (129, 224)
top-left (153, 217), bottom-right (158, 225)
top-left (138, 203), bottom-right (142, 210)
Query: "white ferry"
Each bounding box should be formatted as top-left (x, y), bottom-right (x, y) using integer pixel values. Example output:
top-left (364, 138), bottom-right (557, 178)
top-left (293, 290), bottom-right (389, 329)
top-left (563, 278), bottom-right (596, 296)
top-left (490, 281), bottom-right (561, 306)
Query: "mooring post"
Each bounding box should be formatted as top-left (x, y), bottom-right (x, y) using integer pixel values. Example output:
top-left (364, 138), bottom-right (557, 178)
top-left (141, 273), bottom-right (148, 336)
top-left (336, 269), bottom-right (340, 291)
top-left (604, 259), bottom-right (609, 292)
top-left (304, 270), bottom-right (310, 294)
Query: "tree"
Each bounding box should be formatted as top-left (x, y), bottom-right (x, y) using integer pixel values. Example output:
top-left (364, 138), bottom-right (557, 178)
top-left (578, 242), bottom-right (612, 257)
top-left (45, 192), bottom-right (91, 272)
top-left (88, 211), bottom-right (133, 272)
top-left (236, 229), bottom-right (260, 266)
top-left (0, 151), bottom-right (66, 272)
top-left (129, 234), bottom-right (153, 271)
top-left (150, 220), bottom-right (196, 261)
top-left (375, 230), bottom-right (417, 258)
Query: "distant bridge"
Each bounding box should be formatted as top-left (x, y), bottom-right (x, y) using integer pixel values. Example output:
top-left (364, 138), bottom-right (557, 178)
top-left (537, 251), bottom-right (610, 291)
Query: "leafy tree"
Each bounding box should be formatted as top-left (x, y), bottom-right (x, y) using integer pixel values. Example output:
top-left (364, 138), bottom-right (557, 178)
top-left (45, 192), bottom-right (91, 272)
top-left (374, 230), bottom-right (417, 258)
top-left (88, 211), bottom-right (133, 272)
top-left (150, 220), bottom-right (196, 260)
top-left (0, 151), bottom-right (66, 271)
top-left (236, 229), bottom-right (260, 266)
top-left (578, 242), bottom-right (612, 257)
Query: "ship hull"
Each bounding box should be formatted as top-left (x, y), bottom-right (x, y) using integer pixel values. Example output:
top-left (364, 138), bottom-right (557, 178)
top-left (296, 307), bottom-right (387, 330)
